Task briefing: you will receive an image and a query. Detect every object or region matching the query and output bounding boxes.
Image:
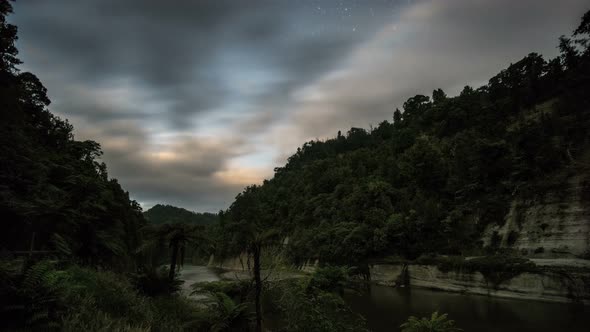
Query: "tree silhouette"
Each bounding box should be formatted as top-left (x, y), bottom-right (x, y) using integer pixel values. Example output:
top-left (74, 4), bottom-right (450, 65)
top-left (139, 223), bottom-right (205, 281)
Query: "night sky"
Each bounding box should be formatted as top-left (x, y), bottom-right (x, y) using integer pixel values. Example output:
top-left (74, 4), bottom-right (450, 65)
top-left (10, 0), bottom-right (588, 212)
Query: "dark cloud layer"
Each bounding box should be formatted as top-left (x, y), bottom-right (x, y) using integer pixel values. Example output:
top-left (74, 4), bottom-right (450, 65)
top-left (10, 0), bottom-right (589, 211)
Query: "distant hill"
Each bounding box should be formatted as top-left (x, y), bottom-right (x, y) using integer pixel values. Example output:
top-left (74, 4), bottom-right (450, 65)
top-left (144, 204), bottom-right (218, 225)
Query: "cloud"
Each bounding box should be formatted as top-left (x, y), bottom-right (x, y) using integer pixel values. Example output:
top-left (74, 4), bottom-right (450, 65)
top-left (268, 0), bottom-right (589, 160)
top-left (9, 0), bottom-right (589, 211)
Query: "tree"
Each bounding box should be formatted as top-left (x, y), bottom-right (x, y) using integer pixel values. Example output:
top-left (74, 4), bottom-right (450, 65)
top-left (393, 108), bottom-right (403, 126)
top-left (228, 223), bottom-right (278, 332)
top-left (0, 0), bottom-right (21, 74)
top-left (139, 223), bottom-right (204, 281)
top-left (432, 88), bottom-right (447, 104)
top-left (222, 185), bottom-right (281, 332)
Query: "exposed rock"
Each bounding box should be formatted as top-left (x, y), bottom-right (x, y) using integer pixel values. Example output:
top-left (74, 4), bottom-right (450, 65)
top-left (370, 263), bottom-right (590, 304)
top-left (482, 175), bottom-right (590, 258)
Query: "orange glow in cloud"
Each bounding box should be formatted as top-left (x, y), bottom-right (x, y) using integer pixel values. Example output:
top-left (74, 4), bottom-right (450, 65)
top-left (213, 167), bottom-right (270, 187)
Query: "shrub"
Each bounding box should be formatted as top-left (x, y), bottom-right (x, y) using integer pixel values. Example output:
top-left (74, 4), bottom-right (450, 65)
top-left (192, 280), bottom-right (252, 302)
top-left (308, 266), bottom-right (350, 294)
top-left (422, 255), bottom-right (538, 287)
top-left (465, 255), bottom-right (537, 286)
top-left (132, 267), bottom-right (183, 297)
top-left (400, 311), bottom-right (462, 332)
top-left (206, 292), bottom-right (253, 332)
top-left (60, 265), bottom-right (151, 325)
top-left (0, 260), bottom-right (211, 331)
top-left (263, 279), bottom-right (368, 332)
top-left (150, 296), bottom-right (210, 332)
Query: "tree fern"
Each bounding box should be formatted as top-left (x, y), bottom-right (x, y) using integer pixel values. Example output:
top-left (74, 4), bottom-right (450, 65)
top-left (400, 311), bottom-right (462, 332)
top-left (209, 292), bottom-right (253, 332)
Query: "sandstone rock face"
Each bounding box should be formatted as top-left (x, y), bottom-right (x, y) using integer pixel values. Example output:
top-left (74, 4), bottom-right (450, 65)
top-left (369, 264), bottom-right (590, 304)
top-left (482, 175), bottom-right (590, 258)
top-left (370, 264), bottom-right (405, 286)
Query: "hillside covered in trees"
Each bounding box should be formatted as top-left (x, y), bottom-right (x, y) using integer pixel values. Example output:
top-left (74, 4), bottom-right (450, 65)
top-left (216, 11), bottom-right (590, 267)
top-left (144, 204), bottom-right (218, 226)
top-left (0, 2), bottom-right (144, 268)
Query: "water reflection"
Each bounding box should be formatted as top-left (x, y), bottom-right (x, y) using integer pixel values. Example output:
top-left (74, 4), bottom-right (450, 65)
top-left (344, 285), bottom-right (590, 332)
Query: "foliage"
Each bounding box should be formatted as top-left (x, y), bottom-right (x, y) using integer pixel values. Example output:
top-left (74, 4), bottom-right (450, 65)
top-left (0, 260), bottom-right (210, 331)
top-left (307, 266), bottom-right (350, 294)
top-left (192, 280), bottom-right (252, 302)
top-left (132, 266), bottom-right (183, 297)
top-left (138, 222), bottom-right (206, 280)
top-left (0, 0), bottom-right (145, 269)
top-left (264, 279), bottom-right (368, 332)
top-left (207, 292), bottom-right (253, 332)
top-left (0, 260), bottom-right (66, 330)
top-left (432, 255), bottom-right (538, 287)
top-left (400, 311), bottom-right (462, 332)
top-left (217, 9), bottom-right (590, 267)
top-left (144, 204), bottom-right (219, 226)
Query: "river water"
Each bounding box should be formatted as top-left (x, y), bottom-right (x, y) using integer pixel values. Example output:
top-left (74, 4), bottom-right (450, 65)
top-left (179, 265), bottom-right (590, 331)
top-left (178, 265), bottom-right (221, 297)
top-left (344, 284), bottom-right (590, 332)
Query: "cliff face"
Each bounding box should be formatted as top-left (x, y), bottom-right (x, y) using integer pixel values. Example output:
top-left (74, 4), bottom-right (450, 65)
top-left (370, 263), bottom-right (590, 304)
top-left (482, 174), bottom-right (590, 258)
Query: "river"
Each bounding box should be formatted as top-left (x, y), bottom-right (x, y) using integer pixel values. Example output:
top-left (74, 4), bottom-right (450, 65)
top-left (344, 284), bottom-right (590, 332)
top-left (179, 265), bottom-right (590, 331)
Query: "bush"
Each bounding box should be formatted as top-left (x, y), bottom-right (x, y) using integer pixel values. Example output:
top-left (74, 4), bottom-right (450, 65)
top-left (0, 260), bottom-right (212, 331)
top-left (60, 265), bottom-right (151, 325)
top-left (132, 267), bottom-right (183, 297)
top-left (419, 255), bottom-right (538, 287)
top-left (192, 280), bottom-right (252, 303)
top-left (263, 279), bottom-right (368, 332)
top-left (308, 266), bottom-right (350, 294)
top-left (150, 296), bottom-right (210, 332)
top-left (400, 311), bottom-right (462, 332)
top-left (465, 255), bottom-right (537, 287)
top-left (206, 292), bottom-right (253, 332)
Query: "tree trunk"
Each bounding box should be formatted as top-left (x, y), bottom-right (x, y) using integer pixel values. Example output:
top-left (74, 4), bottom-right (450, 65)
top-left (253, 245), bottom-right (262, 332)
top-left (169, 240), bottom-right (178, 281)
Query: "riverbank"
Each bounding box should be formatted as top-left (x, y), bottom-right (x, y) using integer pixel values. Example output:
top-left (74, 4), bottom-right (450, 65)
top-left (369, 259), bottom-right (590, 305)
top-left (207, 253), bottom-right (590, 304)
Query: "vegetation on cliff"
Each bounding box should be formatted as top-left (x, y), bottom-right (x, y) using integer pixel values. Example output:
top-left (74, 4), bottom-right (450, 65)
top-left (217, 10), bottom-right (590, 269)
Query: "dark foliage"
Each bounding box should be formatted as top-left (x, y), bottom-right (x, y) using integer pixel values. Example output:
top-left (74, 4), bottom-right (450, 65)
top-left (217, 10), bottom-right (590, 269)
top-left (144, 204), bottom-right (219, 226)
top-left (0, 0), bottom-right (145, 269)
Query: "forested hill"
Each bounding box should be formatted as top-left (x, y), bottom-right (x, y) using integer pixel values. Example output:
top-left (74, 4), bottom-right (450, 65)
top-left (217, 12), bottom-right (590, 265)
top-left (0, 2), bottom-right (144, 266)
top-left (144, 204), bottom-right (218, 225)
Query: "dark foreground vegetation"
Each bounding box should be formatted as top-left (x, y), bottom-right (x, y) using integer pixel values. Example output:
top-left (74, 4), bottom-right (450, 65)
top-left (1, 0), bottom-right (589, 329)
